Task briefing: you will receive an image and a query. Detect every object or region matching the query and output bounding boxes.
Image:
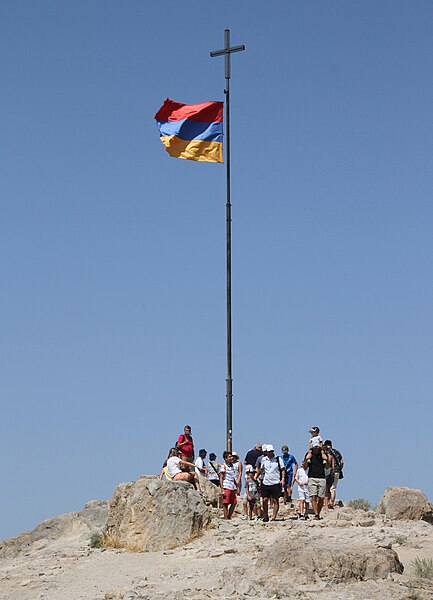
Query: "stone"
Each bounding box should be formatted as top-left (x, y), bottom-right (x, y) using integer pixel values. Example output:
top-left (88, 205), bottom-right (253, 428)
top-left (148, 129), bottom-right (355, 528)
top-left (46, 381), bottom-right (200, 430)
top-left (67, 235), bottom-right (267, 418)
top-left (105, 478), bottom-right (211, 552)
top-left (377, 487), bottom-right (433, 523)
top-left (359, 519), bottom-right (376, 527)
top-left (259, 535), bottom-right (404, 583)
top-left (197, 476), bottom-right (222, 508)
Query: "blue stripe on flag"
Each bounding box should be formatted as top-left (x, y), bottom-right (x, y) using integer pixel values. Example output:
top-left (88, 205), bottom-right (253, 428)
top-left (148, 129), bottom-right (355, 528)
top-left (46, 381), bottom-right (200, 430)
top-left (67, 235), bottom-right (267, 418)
top-left (156, 119), bottom-right (223, 143)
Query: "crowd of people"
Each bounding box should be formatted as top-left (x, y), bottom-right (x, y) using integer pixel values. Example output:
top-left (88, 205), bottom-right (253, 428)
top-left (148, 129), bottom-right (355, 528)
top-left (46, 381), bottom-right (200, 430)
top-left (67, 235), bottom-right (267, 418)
top-left (160, 425), bottom-right (344, 522)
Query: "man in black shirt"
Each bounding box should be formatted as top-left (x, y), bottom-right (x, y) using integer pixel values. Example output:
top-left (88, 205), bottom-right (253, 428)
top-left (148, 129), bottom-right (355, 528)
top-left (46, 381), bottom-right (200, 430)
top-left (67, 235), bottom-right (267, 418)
top-left (305, 446), bottom-right (329, 520)
top-left (244, 443), bottom-right (262, 468)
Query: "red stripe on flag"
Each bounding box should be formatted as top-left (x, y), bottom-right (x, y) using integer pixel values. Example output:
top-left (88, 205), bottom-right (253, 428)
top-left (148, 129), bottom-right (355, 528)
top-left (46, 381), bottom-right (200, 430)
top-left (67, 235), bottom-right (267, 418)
top-left (155, 98), bottom-right (223, 123)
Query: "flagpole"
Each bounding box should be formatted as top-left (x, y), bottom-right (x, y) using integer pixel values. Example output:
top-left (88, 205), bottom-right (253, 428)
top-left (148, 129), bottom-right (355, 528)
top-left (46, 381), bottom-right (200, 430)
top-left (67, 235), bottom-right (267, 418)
top-left (211, 30), bottom-right (245, 453)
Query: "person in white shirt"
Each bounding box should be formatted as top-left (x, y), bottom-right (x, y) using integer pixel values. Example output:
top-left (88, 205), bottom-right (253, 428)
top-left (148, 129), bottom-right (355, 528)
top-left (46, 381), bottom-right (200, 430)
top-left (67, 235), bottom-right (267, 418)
top-left (166, 448), bottom-right (202, 493)
top-left (256, 445), bottom-right (285, 522)
top-left (309, 426), bottom-right (323, 448)
top-left (295, 459), bottom-right (310, 520)
top-left (195, 449), bottom-right (208, 478)
top-left (219, 451), bottom-right (238, 520)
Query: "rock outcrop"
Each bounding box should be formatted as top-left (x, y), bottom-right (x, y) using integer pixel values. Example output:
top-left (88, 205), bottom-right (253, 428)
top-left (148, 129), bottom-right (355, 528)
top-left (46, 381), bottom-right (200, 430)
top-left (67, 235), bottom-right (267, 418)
top-left (259, 535), bottom-right (404, 584)
top-left (378, 486), bottom-right (433, 523)
top-left (0, 499), bottom-right (108, 559)
top-left (105, 477), bottom-right (210, 551)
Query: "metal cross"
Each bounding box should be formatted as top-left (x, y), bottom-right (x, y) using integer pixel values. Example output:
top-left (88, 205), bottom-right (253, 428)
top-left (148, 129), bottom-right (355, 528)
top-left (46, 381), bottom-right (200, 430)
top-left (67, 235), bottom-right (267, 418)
top-left (210, 29), bottom-right (245, 89)
top-left (210, 30), bottom-right (245, 454)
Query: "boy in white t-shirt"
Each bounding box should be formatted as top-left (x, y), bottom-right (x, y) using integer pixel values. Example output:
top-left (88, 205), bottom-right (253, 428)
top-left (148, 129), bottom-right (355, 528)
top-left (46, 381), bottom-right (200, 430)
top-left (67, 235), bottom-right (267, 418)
top-left (295, 459), bottom-right (310, 520)
top-left (219, 451), bottom-right (238, 520)
top-left (309, 426), bottom-right (323, 449)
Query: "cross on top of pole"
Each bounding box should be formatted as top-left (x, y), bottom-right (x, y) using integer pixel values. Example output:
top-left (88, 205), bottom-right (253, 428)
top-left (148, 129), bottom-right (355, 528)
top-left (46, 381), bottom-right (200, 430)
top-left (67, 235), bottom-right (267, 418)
top-left (210, 29), bottom-right (245, 86)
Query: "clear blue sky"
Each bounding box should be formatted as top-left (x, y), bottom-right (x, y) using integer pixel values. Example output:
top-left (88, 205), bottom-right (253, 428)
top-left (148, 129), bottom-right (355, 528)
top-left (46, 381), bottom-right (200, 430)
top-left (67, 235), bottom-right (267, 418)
top-left (1, 1), bottom-right (433, 540)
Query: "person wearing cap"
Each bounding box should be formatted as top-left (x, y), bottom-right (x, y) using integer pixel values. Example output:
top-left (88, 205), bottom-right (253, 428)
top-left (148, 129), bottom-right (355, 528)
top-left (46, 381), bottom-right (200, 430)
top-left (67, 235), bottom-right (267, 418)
top-left (280, 445), bottom-right (298, 505)
top-left (308, 426), bottom-right (323, 449)
top-left (207, 453), bottom-right (220, 486)
top-left (195, 449), bottom-right (208, 478)
top-left (244, 443), bottom-right (262, 469)
top-left (256, 445), bottom-right (285, 522)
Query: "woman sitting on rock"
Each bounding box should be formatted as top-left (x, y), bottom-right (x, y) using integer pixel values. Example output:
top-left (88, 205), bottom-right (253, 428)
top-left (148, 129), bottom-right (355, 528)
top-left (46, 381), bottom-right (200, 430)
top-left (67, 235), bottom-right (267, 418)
top-left (166, 448), bottom-right (202, 494)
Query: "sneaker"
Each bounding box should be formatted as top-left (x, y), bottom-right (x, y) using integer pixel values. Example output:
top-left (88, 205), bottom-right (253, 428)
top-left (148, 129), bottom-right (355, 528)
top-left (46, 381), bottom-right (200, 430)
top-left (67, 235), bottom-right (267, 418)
top-left (304, 514), bottom-right (309, 520)
top-left (314, 515), bottom-right (321, 520)
top-left (263, 517), bottom-right (269, 522)
top-left (241, 515), bottom-right (248, 520)
top-left (257, 517), bottom-right (263, 522)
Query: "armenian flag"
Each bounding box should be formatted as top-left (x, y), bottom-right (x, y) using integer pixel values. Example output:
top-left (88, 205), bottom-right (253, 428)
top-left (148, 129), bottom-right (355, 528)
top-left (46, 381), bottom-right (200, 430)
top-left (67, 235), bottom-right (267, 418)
top-left (155, 98), bottom-right (223, 163)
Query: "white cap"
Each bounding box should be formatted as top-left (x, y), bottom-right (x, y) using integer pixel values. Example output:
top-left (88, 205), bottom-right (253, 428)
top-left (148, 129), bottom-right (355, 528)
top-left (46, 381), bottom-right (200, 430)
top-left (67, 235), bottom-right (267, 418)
top-left (262, 444), bottom-right (269, 452)
top-left (267, 444), bottom-right (274, 452)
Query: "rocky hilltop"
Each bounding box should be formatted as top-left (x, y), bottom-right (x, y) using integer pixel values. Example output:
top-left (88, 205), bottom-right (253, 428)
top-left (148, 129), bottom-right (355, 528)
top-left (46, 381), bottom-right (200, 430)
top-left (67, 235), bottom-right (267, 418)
top-left (1, 479), bottom-right (433, 600)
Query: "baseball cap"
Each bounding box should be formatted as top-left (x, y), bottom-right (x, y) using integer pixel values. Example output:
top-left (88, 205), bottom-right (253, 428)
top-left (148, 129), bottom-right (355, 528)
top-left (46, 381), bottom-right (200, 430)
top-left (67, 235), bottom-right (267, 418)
top-left (267, 444), bottom-right (274, 452)
top-left (281, 445), bottom-right (289, 452)
top-left (232, 451), bottom-right (239, 457)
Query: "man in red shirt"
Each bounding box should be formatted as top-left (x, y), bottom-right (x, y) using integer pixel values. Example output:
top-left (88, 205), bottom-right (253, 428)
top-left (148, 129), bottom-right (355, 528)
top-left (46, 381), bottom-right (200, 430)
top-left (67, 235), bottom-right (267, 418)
top-left (177, 425), bottom-right (194, 466)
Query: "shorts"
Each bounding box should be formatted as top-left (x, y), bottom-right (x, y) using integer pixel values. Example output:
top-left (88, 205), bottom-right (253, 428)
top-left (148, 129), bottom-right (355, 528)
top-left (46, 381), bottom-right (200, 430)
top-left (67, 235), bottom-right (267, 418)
top-left (308, 477), bottom-right (326, 498)
top-left (222, 488), bottom-right (237, 505)
top-left (330, 472), bottom-right (339, 492)
top-left (298, 487), bottom-right (310, 502)
top-left (326, 473), bottom-right (335, 486)
top-left (261, 483), bottom-right (281, 500)
top-left (284, 472), bottom-right (294, 487)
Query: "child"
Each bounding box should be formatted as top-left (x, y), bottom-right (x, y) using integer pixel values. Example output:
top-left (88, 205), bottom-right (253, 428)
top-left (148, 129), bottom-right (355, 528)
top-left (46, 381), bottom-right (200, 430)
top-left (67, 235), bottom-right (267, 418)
top-left (242, 464), bottom-right (253, 519)
top-left (159, 459), bottom-right (172, 480)
top-left (246, 468), bottom-right (260, 520)
top-left (219, 451), bottom-right (238, 520)
top-left (295, 459), bottom-right (310, 519)
top-left (309, 426), bottom-right (323, 448)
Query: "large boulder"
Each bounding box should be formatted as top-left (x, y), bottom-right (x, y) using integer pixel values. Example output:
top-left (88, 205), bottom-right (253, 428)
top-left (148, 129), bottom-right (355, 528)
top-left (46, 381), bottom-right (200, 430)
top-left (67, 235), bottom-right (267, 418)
top-left (378, 487), bottom-right (433, 523)
top-left (259, 536), bottom-right (403, 584)
top-left (105, 477), bottom-right (211, 552)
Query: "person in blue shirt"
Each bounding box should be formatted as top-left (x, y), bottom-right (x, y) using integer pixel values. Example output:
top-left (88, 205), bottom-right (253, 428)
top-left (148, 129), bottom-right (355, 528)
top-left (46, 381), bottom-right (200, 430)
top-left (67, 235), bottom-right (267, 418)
top-left (280, 445), bottom-right (298, 505)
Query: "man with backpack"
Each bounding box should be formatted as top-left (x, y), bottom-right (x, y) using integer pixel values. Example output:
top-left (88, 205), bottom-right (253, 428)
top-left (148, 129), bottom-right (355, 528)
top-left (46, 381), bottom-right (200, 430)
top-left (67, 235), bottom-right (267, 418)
top-left (324, 440), bottom-right (344, 509)
top-left (256, 445), bottom-right (285, 522)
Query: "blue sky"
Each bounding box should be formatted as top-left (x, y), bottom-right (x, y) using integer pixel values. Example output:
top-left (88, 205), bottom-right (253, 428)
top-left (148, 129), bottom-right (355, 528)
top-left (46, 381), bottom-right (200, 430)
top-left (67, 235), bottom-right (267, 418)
top-left (1, 1), bottom-right (433, 540)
